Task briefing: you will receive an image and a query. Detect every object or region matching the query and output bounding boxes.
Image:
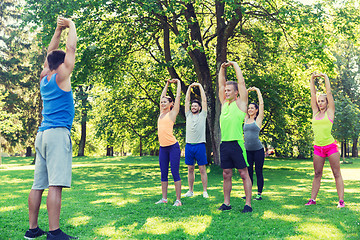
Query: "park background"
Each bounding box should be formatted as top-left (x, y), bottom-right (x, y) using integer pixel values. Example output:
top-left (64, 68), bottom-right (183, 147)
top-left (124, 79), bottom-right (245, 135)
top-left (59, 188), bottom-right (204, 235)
top-left (1, 0), bottom-right (360, 239)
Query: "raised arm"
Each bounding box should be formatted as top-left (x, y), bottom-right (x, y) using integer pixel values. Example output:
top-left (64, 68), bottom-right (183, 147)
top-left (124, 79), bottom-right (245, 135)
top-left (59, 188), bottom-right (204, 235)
top-left (254, 87), bottom-right (264, 127)
top-left (185, 83), bottom-right (193, 114)
top-left (56, 17), bottom-right (77, 82)
top-left (310, 73), bottom-right (319, 115)
top-left (230, 61), bottom-right (248, 112)
top-left (169, 79), bottom-right (181, 121)
top-left (160, 79), bottom-right (170, 102)
top-left (218, 62), bottom-right (227, 105)
top-left (40, 21), bottom-right (63, 79)
top-left (322, 73), bottom-right (335, 116)
top-left (196, 83), bottom-right (207, 111)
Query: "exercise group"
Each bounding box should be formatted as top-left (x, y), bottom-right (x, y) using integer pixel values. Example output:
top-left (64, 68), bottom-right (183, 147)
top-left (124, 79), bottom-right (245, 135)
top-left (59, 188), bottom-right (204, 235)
top-left (23, 17), bottom-right (345, 240)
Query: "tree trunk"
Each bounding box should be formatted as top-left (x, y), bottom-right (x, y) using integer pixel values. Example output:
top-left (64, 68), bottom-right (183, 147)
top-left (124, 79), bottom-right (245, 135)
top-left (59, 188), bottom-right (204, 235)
top-left (352, 137), bottom-right (358, 157)
top-left (31, 152), bottom-right (36, 165)
top-left (77, 117), bottom-right (86, 156)
top-left (139, 136), bottom-right (143, 156)
top-left (26, 146), bottom-right (32, 157)
top-left (106, 145), bottom-right (114, 156)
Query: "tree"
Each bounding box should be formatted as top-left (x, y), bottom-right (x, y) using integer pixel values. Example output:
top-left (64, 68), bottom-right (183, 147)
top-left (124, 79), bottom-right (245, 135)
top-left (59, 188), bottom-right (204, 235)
top-left (22, 0), bottom-right (358, 161)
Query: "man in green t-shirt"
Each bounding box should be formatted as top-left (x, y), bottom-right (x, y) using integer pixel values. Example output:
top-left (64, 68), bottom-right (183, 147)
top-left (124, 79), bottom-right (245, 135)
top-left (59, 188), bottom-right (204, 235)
top-left (217, 61), bottom-right (253, 213)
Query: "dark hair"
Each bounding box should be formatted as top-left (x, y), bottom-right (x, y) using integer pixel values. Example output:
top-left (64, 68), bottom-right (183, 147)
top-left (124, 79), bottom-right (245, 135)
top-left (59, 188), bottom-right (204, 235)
top-left (191, 99), bottom-right (202, 110)
top-left (162, 96), bottom-right (174, 110)
top-left (249, 102), bottom-right (259, 119)
top-left (47, 50), bottom-right (66, 71)
top-left (226, 81), bottom-right (238, 92)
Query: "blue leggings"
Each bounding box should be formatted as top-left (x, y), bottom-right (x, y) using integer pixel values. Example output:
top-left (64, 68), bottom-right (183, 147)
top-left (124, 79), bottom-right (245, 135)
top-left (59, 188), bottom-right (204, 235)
top-left (159, 142), bottom-right (181, 182)
top-left (246, 148), bottom-right (265, 193)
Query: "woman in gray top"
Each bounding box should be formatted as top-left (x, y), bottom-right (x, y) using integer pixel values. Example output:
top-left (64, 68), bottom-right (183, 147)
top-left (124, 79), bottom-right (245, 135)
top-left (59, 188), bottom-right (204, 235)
top-left (244, 87), bottom-right (265, 200)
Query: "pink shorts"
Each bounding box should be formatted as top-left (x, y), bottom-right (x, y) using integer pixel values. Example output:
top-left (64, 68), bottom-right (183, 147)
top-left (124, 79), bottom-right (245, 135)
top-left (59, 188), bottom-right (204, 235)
top-left (313, 142), bottom-right (339, 158)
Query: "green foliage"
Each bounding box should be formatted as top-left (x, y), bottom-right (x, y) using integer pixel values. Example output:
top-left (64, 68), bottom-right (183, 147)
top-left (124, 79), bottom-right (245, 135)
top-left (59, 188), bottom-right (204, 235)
top-left (0, 0), bottom-right (43, 154)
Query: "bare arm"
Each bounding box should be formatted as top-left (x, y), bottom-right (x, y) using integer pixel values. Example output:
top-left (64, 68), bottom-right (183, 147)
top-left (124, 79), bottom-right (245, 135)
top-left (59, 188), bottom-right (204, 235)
top-left (185, 83), bottom-right (192, 114)
top-left (160, 80), bottom-right (170, 102)
top-left (169, 79), bottom-right (181, 121)
top-left (192, 82), bottom-right (207, 111)
top-left (56, 17), bottom-right (77, 83)
top-left (310, 73), bottom-right (319, 115)
top-left (254, 87), bottom-right (264, 127)
top-left (40, 22), bottom-right (63, 79)
top-left (218, 63), bottom-right (227, 105)
top-left (322, 73), bottom-right (335, 119)
top-left (230, 61), bottom-right (248, 112)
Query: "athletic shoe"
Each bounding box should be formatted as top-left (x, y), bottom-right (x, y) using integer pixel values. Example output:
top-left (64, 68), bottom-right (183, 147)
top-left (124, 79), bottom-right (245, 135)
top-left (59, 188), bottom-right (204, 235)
top-left (46, 229), bottom-right (78, 240)
top-left (183, 191), bottom-right (194, 197)
top-left (242, 205), bottom-right (253, 213)
top-left (218, 203), bottom-right (232, 211)
top-left (173, 200), bottom-right (182, 206)
top-left (305, 199), bottom-right (316, 205)
top-left (255, 194), bottom-right (262, 200)
top-left (337, 200), bottom-right (345, 208)
top-left (155, 198), bottom-right (168, 204)
top-left (24, 227), bottom-right (47, 239)
top-left (203, 191), bottom-right (209, 198)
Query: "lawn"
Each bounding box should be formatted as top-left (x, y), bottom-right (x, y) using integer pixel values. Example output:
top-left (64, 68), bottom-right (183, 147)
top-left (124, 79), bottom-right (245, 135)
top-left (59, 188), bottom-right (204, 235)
top-left (0, 156), bottom-right (359, 239)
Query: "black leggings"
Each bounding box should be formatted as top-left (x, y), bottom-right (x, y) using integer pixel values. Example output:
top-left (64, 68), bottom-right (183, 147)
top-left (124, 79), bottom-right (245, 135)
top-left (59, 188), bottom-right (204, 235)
top-left (246, 148), bottom-right (265, 194)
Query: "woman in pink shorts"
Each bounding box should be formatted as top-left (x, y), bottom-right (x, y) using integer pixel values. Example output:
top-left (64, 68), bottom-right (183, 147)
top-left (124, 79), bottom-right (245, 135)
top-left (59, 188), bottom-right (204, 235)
top-left (306, 72), bottom-right (345, 208)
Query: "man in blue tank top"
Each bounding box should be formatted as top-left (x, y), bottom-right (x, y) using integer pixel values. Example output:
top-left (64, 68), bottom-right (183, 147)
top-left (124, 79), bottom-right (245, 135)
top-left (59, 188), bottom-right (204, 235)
top-left (24, 17), bottom-right (78, 240)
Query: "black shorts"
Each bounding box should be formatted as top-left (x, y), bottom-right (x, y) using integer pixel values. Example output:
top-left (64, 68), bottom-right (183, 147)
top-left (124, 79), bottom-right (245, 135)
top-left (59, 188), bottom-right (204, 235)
top-left (220, 141), bottom-right (248, 169)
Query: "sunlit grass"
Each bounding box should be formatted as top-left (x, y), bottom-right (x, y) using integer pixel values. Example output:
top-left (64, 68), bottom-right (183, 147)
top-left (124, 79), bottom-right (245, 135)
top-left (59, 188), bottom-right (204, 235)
top-left (0, 156), bottom-right (360, 239)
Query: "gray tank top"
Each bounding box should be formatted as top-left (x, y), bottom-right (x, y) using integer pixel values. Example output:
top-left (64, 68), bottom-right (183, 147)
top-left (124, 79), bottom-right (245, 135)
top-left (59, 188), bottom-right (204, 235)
top-left (243, 121), bottom-right (263, 151)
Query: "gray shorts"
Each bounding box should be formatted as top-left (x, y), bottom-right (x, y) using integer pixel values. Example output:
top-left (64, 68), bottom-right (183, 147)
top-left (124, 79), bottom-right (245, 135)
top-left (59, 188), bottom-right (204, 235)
top-left (32, 127), bottom-right (73, 189)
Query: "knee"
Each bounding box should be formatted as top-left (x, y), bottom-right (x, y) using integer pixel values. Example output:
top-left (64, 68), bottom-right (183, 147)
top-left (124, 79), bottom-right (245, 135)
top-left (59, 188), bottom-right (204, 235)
top-left (199, 166), bottom-right (207, 175)
top-left (314, 170), bottom-right (323, 178)
top-left (188, 166), bottom-right (195, 174)
top-left (333, 170), bottom-right (342, 179)
top-left (223, 170), bottom-right (232, 180)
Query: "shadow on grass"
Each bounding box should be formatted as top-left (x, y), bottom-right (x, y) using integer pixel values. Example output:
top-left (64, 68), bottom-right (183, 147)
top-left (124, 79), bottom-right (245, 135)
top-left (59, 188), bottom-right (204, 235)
top-left (1, 156), bottom-right (359, 239)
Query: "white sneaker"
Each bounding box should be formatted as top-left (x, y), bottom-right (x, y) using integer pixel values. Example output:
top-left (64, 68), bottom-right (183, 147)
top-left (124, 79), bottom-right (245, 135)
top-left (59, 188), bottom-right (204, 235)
top-left (173, 200), bottom-right (182, 206)
top-left (203, 191), bottom-right (209, 198)
top-left (183, 191), bottom-right (194, 197)
top-left (155, 198), bottom-right (168, 204)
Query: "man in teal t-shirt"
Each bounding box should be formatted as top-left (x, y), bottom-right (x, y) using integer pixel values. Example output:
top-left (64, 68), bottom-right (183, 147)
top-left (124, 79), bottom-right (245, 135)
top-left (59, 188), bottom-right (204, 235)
top-left (217, 61), bottom-right (253, 213)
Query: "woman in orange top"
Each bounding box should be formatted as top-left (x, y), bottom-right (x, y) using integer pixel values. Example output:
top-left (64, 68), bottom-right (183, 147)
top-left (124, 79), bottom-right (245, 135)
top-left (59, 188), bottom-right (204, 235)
top-left (155, 78), bottom-right (182, 206)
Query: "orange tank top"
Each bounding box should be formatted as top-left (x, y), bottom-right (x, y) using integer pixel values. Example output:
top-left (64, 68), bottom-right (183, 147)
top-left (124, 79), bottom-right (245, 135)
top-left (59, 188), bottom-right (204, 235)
top-left (158, 112), bottom-right (177, 147)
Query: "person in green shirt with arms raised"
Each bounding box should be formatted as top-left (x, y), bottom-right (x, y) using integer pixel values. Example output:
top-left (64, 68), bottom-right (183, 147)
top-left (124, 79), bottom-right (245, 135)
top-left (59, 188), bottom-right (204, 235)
top-left (217, 61), bottom-right (253, 213)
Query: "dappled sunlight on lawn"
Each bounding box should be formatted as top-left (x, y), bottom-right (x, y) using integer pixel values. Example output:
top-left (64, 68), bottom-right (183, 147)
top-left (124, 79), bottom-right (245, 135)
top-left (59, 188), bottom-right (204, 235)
top-left (282, 205), bottom-right (300, 210)
top-left (1, 175), bottom-right (33, 184)
top-left (68, 215), bottom-right (92, 227)
top-left (129, 186), bottom-right (159, 195)
top-left (91, 197), bottom-right (138, 206)
top-left (0, 205), bottom-right (21, 212)
top-left (141, 215), bottom-right (212, 235)
top-left (262, 210), bottom-right (301, 222)
top-left (296, 222), bottom-right (345, 239)
top-left (95, 221), bottom-right (138, 238)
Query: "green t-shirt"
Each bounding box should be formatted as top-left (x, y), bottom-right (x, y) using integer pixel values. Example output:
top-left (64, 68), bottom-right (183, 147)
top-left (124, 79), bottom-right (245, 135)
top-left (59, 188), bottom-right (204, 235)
top-left (312, 111), bottom-right (335, 146)
top-left (220, 101), bottom-right (246, 141)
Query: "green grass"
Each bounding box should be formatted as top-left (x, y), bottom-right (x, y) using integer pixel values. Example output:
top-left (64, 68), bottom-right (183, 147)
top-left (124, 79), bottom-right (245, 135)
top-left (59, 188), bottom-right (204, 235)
top-left (1, 156), bottom-right (360, 239)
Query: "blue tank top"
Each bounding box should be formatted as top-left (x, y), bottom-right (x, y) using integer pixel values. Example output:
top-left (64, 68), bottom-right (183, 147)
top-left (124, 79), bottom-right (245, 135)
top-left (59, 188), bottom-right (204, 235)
top-left (39, 74), bottom-right (75, 132)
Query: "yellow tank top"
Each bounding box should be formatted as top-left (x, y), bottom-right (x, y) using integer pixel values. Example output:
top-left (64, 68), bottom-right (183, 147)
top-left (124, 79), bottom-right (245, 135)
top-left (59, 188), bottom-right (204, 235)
top-left (157, 113), bottom-right (177, 147)
top-left (312, 111), bottom-right (335, 146)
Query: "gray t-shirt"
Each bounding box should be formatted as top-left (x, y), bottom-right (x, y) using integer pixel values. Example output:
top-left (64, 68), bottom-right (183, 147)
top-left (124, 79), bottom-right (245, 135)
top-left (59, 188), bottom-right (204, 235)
top-left (186, 110), bottom-right (207, 144)
top-left (244, 121), bottom-right (263, 151)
